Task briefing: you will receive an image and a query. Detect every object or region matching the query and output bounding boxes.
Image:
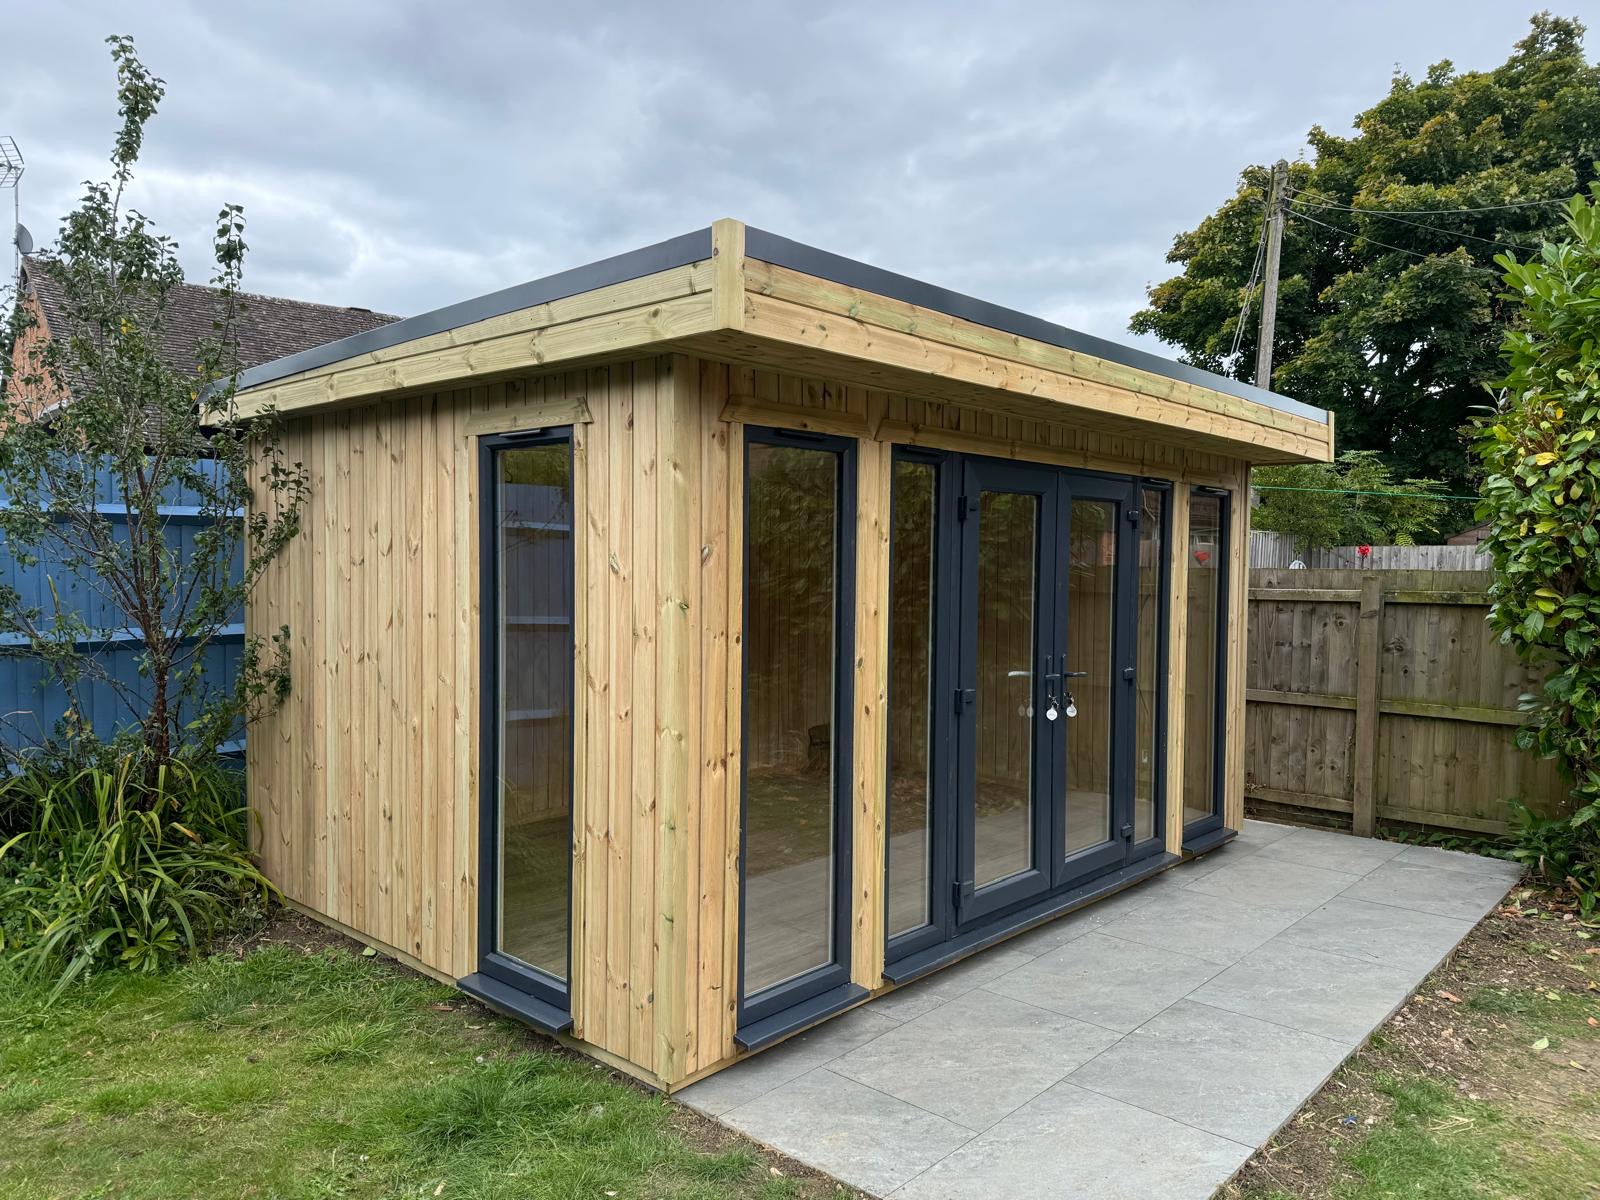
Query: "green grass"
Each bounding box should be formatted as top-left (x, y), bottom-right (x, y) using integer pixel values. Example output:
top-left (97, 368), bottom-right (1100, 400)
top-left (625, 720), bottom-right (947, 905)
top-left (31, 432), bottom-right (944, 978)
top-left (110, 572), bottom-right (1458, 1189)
top-left (0, 944), bottom-right (825, 1200)
top-left (1231, 911), bottom-right (1600, 1200)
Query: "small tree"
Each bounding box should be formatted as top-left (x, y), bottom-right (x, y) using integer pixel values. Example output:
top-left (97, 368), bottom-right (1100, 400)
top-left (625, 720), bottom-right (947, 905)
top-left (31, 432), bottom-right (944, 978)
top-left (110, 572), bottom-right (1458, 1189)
top-left (1250, 450), bottom-right (1447, 558)
top-left (0, 36), bottom-right (304, 780)
top-left (1476, 185), bottom-right (1600, 898)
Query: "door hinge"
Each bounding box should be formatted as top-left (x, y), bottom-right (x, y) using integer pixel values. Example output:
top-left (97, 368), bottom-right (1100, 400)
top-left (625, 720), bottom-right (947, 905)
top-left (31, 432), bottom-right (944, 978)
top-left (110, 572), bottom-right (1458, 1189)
top-left (954, 687), bottom-right (975, 715)
top-left (952, 879), bottom-right (974, 910)
top-left (1127, 508), bottom-right (1141, 526)
top-left (957, 494), bottom-right (977, 521)
top-left (1121, 823), bottom-right (1135, 840)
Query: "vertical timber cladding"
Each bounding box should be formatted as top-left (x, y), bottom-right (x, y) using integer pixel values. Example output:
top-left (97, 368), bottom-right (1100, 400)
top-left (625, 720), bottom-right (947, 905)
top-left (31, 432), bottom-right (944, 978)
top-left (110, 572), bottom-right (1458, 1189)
top-left (248, 348), bottom-right (1260, 1089)
top-left (249, 385), bottom-right (486, 982)
top-left (249, 369), bottom-right (597, 986)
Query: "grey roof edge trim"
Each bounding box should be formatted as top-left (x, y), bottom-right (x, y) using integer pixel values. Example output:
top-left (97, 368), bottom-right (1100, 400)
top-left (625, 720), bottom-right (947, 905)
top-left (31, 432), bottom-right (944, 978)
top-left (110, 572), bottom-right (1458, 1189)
top-left (233, 227), bottom-right (714, 392)
top-left (744, 226), bottom-right (1329, 426)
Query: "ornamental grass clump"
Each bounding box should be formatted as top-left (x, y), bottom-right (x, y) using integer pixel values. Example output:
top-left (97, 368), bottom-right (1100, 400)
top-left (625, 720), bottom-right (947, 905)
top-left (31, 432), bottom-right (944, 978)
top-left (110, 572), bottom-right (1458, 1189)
top-left (0, 752), bottom-right (274, 997)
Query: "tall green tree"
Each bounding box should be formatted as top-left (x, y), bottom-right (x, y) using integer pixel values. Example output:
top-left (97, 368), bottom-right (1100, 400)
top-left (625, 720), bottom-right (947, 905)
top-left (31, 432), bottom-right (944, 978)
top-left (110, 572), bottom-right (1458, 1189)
top-left (1132, 13), bottom-right (1600, 500)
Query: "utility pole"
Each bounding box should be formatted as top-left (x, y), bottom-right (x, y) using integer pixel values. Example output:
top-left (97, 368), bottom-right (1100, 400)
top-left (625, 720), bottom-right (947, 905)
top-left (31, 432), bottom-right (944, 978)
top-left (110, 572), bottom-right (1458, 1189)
top-left (1254, 158), bottom-right (1289, 390)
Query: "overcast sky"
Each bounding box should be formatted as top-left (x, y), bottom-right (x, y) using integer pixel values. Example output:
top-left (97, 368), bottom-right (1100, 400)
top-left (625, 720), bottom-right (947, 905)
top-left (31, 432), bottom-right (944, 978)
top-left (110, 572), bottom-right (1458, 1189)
top-left (2, 2), bottom-right (1559, 356)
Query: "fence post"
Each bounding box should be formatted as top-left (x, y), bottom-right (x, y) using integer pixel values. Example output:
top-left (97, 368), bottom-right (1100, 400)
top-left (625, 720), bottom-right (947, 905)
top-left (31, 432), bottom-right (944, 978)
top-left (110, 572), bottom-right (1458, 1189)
top-left (1351, 572), bottom-right (1384, 837)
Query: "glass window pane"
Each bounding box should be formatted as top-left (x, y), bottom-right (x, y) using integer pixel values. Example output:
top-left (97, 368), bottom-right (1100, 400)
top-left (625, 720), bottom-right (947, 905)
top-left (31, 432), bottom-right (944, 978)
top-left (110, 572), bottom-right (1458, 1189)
top-left (1134, 489), bottom-right (1165, 842)
top-left (1064, 499), bottom-right (1117, 855)
top-left (744, 443), bottom-right (839, 994)
top-left (974, 490), bottom-right (1037, 888)
top-left (497, 443), bottom-right (573, 979)
top-left (888, 460), bottom-right (935, 939)
top-left (1184, 492), bottom-right (1224, 825)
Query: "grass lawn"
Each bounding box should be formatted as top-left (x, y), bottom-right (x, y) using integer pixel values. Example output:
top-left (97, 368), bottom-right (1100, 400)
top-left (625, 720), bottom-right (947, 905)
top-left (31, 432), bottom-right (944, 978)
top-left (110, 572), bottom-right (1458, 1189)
top-left (1221, 882), bottom-right (1600, 1200)
top-left (0, 913), bottom-right (855, 1200)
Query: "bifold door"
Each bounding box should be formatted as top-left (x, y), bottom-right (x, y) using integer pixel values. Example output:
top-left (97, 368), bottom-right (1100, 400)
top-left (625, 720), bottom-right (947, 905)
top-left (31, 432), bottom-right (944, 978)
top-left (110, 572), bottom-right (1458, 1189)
top-left (886, 450), bottom-right (1169, 966)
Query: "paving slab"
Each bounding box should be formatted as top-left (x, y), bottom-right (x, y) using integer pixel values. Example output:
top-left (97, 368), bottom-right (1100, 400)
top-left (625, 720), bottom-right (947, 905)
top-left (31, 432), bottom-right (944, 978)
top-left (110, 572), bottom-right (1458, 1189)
top-left (678, 1005), bottom-right (901, 1117)
top-left (1276, 895), bottom-right (1475, 971)
top-left (1189, 938), bottom-right (1420, 1044)
top-left (716, 1067), bottom-right (974, 1197)
top-left (1343, 859), bottom-right (1520, 921)
top-left (1180, 853), bottom-right (1362, 915)
top-left (893, 1081), bottom-right (1252, 1200)
top-left (680, 825), bottom-right (1520, 1199)
top-left (1229, 818), bottom-right (1297, 852)
top-left (1097, 889), bottom-right (1302, 966)
top-left (1391, 842), bottom-right (1525, 878)
top-left (830, 989), bottom-right (1120, 1130)
top-left (1253, 825), bottom-right (1406, 876)
top-left (983, 931), bottom-right (1221, 1033)
top-left (866, 944), bottom-right (1037, 1022)
top-left (1066, 999), bottom-right (1352, 1145)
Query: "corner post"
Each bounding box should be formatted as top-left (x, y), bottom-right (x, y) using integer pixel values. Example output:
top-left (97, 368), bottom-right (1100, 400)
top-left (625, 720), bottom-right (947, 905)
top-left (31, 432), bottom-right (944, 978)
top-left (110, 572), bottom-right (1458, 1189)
top-left (1351, 572), bottom-right (1384, 837)
top-left (711, 219), bottom-right (746, 334)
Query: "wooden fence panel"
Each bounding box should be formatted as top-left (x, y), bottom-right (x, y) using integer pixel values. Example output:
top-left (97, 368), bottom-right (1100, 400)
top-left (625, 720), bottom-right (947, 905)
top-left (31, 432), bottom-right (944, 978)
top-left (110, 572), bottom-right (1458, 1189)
top-left (1245, 568), bottom-right (1570, 837)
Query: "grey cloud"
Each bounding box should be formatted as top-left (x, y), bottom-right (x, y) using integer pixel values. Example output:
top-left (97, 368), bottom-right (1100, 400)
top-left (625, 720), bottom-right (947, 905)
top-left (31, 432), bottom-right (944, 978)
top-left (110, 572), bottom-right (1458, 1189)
top-left (3, 1), bottom-right (1543, 352)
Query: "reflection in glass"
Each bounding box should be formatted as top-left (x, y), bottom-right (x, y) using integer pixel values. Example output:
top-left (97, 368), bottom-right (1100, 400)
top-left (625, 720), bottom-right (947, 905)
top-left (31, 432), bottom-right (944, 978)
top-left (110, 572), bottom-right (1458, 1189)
top-left (1064, 499), bottom-right (1116, 855)
top-left (743, 443), bottom-right (839, 994)
top-left (974, 491), bottom-right (1037, 888)
top-left (1134, 488), bottom-right (1165, 842)
top-left (497, 443), bottom-right (574, 979)
top-left (888, 460), bottom-right (935, 939)
top-left (1185, 492), bottom-right (1224, 825)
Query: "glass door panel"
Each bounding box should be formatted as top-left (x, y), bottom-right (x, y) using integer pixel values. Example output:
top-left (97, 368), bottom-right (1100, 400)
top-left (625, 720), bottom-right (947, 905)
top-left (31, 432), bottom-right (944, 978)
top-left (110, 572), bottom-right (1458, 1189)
top-left (1062, 498), bottom-right (1118, 858)
top-left (955, 459), bottom-right (1056, 924)
top-left (973, 490), bottom-right (1039, 887)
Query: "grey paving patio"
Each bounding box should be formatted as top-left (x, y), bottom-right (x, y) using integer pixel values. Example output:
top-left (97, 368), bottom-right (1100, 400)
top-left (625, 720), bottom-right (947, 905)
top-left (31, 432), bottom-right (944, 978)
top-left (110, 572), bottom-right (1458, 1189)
top-left (678, 820), bottom-right (1524, 1199)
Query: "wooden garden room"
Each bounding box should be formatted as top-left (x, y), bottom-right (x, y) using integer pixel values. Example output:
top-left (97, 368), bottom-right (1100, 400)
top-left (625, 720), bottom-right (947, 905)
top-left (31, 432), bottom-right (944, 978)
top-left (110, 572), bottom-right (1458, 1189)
top-left (237, 219), bottom-right (1335, 1091)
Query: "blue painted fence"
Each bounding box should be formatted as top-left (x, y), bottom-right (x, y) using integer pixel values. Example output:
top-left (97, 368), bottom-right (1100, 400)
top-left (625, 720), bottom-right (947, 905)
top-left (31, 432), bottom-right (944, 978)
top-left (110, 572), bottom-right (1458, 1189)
top-left (0, 459), bottom-right (243, 759)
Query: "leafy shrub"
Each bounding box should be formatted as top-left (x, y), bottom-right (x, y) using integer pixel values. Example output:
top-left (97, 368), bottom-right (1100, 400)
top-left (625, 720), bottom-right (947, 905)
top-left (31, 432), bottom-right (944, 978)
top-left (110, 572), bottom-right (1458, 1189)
top-left (1508, 801), bottom-right (1600, 916)
top-left (0, 752), bottom-right (274, 996)
top-left (1475, 187), bottom-right (1600, 913)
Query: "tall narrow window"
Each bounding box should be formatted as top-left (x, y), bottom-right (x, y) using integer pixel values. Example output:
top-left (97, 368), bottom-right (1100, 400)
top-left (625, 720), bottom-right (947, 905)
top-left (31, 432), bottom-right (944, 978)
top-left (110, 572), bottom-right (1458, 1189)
top-left (1184, 489), bottom-right (1227, 829)
top-left (888, 457), bottom-right (936, 940)
top-left (741, 431), bottom-right (854, 1021)
top-left (489, 434), bottom-right (574, 992)
top-left (1133, 486), bottom-right (1168, 843)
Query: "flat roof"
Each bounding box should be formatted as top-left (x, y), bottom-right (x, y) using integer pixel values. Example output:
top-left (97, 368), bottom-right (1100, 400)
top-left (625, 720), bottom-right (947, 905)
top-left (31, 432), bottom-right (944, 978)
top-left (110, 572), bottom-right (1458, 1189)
top-left (235, 223), bottom-right (1328, 426)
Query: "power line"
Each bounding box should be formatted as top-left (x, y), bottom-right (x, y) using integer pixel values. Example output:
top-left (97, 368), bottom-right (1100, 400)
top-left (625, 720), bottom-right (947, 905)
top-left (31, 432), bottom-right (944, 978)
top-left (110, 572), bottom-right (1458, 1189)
top-left (1255, 484), bottom-right (1480, 502)
top-left (1284, 184), bottom-right (1569, 216)
top-left (1228, 193), bottom-right (1271, 365)
top-left (1286, 208), bottom-right (1502, 274)
top-left (1288, 194), bottom-right (1529, 253)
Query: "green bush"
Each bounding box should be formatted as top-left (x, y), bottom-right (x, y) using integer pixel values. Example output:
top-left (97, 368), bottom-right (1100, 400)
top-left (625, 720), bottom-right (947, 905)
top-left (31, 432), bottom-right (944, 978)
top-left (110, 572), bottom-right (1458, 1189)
top-left (1476, 185), bottom-right (1600, 912)
top-left (1508, 801), bottom-right (1600, 916)
top-left (0, 752), bottom-right (274, 997)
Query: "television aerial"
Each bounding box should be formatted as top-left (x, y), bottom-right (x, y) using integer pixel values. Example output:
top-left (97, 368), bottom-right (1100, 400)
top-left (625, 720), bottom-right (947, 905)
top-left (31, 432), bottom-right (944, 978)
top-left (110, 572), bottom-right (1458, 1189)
top-left (1, 136), bottom-right (24, 279)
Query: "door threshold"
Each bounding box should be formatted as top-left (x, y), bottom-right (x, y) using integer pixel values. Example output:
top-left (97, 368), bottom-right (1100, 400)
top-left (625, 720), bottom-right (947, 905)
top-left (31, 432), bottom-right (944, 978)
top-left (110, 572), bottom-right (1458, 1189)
top-left (883, 852), bottom-right (1179, 986)
top-left (458, 972), bottom-right (573, 1034)
top-left (1182, 825), bottom-right (1237, 857)
top-left (734, 981), bottom-right (868, 1052)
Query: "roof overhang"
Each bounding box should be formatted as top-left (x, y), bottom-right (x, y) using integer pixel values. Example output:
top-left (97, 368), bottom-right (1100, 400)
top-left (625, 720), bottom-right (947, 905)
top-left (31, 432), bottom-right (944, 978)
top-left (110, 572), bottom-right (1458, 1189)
top-left (234, 220), bottom-right (1334, 464)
